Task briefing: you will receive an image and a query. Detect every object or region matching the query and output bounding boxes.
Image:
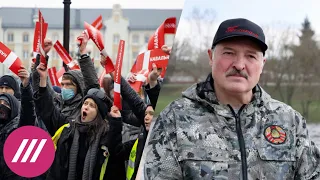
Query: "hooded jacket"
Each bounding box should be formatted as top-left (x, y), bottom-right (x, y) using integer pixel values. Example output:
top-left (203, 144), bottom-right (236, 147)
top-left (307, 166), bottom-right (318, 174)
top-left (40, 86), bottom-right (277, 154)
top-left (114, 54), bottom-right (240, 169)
top-left (0, 94), bottom-right (26, 180)
top-left (142, 74), bottom-right (320, 180)
top-left (33, 55), bottom-right (99, 136)
top-left (34, 70), bottom-right (85, 136)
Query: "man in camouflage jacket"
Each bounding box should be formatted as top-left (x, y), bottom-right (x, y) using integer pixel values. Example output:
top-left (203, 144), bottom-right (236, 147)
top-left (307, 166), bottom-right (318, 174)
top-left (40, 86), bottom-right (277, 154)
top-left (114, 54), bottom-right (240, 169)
top-left (142, 18), bottom-right (320, 180)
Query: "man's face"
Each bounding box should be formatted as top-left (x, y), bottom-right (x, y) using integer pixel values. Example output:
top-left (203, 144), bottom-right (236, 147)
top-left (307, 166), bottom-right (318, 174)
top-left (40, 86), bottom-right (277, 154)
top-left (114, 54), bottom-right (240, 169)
top-left (0, 86), bottom-right (14, 96)
top-left (208, 37), bottom-right (266, 94)
top-left (61, 79), bottom-right (77, 94)
top-left (144, 106), bottom-right (154, 131)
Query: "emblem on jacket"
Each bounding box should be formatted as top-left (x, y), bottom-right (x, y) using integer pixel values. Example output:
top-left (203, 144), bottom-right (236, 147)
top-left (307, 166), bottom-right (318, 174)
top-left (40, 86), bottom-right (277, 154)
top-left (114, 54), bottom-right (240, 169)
top-left (264, 125), bottom-right (286, 144)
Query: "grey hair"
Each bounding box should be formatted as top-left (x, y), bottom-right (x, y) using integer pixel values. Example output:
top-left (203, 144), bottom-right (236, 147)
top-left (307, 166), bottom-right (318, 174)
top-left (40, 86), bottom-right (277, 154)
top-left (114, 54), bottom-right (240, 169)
top-left (210, 47), bottom-right (216, 60)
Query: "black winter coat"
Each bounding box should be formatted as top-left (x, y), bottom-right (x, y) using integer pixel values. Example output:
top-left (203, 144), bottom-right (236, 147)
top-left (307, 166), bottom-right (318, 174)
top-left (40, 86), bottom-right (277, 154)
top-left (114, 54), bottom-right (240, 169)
top-left (33, 55), bottom-right (100, 136)
top-left (46, 117), bottom-right (125, 180)
top-left (0, 86), bottom-right (37, 180)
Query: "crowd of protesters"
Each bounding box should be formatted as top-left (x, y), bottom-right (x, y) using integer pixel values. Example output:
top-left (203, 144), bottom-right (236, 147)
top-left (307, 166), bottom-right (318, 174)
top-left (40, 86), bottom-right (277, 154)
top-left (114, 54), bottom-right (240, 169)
top-left (0, 31), bottom-right (169, 180)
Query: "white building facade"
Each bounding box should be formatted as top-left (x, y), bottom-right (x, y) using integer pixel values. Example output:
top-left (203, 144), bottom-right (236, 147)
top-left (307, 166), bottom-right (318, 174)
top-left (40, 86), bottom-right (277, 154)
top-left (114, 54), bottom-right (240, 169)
top-left (0, 5), bottom-right (180, 76)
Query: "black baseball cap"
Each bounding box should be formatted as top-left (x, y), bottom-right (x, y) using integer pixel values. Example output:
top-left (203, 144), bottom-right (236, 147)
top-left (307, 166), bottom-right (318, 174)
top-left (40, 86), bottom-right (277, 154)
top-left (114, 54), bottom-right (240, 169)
top-left (211, 18), bottom-right (268, 55)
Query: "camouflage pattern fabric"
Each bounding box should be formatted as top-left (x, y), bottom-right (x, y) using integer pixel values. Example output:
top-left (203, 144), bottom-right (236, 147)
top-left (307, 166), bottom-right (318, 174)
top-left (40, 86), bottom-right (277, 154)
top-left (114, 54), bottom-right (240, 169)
top-left (143, 74), bottom-right (320, 180)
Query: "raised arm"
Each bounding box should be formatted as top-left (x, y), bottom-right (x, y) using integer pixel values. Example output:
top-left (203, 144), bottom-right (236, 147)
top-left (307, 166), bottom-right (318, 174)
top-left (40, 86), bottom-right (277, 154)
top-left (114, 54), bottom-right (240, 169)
top-left (33, 63), bottom-right (67, 136)
top-left (77, 32), bottom-right (100, 94)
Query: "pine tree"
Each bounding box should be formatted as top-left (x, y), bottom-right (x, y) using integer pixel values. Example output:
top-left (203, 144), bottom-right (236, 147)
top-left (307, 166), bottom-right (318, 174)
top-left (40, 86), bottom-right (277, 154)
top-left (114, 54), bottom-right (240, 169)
top-left (289, 17), bottom-right (320, 120)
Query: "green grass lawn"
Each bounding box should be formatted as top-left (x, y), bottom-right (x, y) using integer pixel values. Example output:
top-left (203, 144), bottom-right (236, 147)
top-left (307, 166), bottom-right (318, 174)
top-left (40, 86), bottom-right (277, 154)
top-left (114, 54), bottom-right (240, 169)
top-left (155, 83), bottom-right (192, 115)
top-left (155, 83), bottom-right (320, 122)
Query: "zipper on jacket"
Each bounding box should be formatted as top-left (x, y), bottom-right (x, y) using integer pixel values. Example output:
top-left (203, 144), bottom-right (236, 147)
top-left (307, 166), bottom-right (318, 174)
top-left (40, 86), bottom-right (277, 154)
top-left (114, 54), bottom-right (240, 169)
top-left (228, 104), bottom-right (248, 180)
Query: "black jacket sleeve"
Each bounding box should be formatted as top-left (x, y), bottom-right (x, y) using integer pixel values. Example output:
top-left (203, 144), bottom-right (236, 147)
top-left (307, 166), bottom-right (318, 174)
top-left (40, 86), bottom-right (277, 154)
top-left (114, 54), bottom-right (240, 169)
top-left (108, 116), bottom-right (136, 160)
top-left (31, 54), bottom-right (57, 98)
top-left (78, 54), bottom-right (100, 95)
top-left (33, 86), bottom-right (67, 136)
top-left (120, 77), bottom-right (146, 123)
top-left (144, 80), bottom-right (161, 110)
top-left (121, 100), bottom-right (141, 127)
top-left (19, 83), bottom-right (37, 127)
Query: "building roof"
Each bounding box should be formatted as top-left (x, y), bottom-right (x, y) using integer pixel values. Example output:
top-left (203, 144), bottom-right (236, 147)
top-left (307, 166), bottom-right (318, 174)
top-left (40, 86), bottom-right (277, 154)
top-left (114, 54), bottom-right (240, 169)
top-left (0, 7), bottom-right (182, 30)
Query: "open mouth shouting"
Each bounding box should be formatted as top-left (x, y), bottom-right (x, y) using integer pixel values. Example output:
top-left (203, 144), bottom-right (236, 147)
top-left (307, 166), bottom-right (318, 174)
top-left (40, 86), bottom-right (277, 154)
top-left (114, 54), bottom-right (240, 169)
top-left (82, 111), bottom-right (88, 120)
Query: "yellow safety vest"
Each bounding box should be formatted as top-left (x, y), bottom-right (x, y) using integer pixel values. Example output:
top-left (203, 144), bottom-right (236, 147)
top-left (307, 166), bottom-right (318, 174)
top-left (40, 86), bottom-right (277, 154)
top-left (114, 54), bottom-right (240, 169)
top-left (126, 139), bottom-right (139, 180)
top-left (52, 123), bottom-right (109, 180)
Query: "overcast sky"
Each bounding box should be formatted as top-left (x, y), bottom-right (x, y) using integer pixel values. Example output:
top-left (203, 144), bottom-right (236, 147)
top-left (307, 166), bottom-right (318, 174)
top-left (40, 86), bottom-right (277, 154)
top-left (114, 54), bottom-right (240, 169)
top-left (174, 0), bottom-right (320, 54)
top-left (0, 0), bottom-right (185, 9)
top-left (2, 0), bottom-right (320, 50)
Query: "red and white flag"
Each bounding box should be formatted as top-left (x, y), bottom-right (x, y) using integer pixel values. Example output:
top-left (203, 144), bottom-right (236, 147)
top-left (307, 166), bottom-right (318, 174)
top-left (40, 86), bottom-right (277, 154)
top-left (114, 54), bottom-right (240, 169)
top-left (131, 49), bottom-right (169, 78)
top-left (56, 68), bottom-right (66, 83)
top-left (147, 17), bottom-right (176, 50)
top-left (53, 40), bottom-right (80, 70)
top-left (84, 21), bottom-right (115, 73)
top-left (48, 67), bottom-right (61, 87)
top-left (77, 15), bottom-right (103, 46)
top-left (113, 40), bottom-right (125, 110)
top-left (91, 15), bottom-right (103, 30)
top-left (98, 70), bottom-right (106, 87)
top-left (33, 10), bottom-right (48, 64)
top-left (0, 42), bottom-right (22, 75)
top-left (129, 69), bottom-right (149, 92)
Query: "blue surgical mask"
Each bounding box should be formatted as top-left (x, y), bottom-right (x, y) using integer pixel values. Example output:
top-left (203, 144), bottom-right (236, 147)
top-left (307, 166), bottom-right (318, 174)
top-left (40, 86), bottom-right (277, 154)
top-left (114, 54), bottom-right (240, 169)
top-left (61, 88), bottom-right (75, 100)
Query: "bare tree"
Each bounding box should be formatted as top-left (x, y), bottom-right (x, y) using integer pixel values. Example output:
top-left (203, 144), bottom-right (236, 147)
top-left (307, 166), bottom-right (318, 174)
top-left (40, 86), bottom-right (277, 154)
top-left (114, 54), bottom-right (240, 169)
top-left (260, 24), bottom-right (298, 105)
top-left (168, 7), bottom-right (216, 83)
top-left (290, 18), bottom-right (320, 119)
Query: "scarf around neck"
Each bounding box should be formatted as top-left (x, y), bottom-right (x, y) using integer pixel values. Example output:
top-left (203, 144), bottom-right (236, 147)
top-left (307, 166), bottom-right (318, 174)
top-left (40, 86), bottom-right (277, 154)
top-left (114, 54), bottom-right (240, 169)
top-left (67, 114), bottom-right (105, 180)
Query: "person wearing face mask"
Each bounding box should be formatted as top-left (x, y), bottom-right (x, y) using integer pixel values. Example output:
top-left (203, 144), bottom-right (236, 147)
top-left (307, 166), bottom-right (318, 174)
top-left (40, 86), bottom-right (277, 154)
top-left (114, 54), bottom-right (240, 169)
top-left (0, 94), bottom-right (21, 180)
top-left (0, 92), bottom-right (38, 180)
top-left (33, 33), bottom-right (100, 137)
top-left (47, 88), bottom-right (125, 180)
top-left (34, 63), bottom-right (85, 136)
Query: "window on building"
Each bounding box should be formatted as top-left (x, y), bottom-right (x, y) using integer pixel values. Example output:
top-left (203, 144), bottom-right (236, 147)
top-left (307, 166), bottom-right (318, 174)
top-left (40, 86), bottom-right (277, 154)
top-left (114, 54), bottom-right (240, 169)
top-left (113, 34), bottom-right (120, 44)
top-left (7, 33), bottom-right (14, 42)
top-left (23, 50), bottom-right (29, 59)
top-left (23, 33), bottom-right (29, 42)
top-left (132, 51), bottom-right (139, 59)
top-left (132, 34), bottom-right (139, 44)
top-left (144, 34), bottom-right (150, 43)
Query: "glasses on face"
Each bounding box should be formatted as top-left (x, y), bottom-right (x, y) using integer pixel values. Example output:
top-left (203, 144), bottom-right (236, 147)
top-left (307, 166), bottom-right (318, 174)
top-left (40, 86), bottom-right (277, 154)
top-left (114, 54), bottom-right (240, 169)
top-left (87, 88), bottom-right (106, 100)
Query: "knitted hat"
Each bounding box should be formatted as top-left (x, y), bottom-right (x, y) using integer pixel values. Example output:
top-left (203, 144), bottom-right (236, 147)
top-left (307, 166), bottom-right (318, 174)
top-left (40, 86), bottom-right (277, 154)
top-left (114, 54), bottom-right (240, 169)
top-left (83, 88), bottom-right (110, 118)
top-left (0, 75), bottom-right (20, 99)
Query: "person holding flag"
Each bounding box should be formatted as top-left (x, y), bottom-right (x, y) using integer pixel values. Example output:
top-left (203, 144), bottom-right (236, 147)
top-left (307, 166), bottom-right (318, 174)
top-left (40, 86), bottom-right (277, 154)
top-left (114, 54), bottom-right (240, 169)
top-left (102, 64), bottom-right (162, 180)
top-left (0, 66), bottom-right (40, 180)
top-left (46, 88), bottom-right (125, 180)
top-left (33, 32), bottom-right (100, 137)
